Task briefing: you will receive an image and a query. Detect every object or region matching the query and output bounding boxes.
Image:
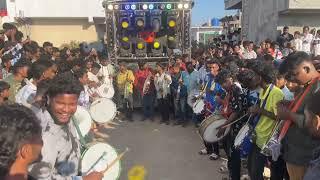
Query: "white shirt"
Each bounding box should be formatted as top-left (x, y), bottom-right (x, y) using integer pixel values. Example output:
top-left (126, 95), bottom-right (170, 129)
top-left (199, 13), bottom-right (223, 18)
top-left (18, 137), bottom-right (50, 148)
top-left (291, 38), bottom-right (303, 51)
top-left (243, 50), bottom-right (257, 59)
top-left (87, 72), bottom-right (99, 83)
top-left (154, 72), bottom-right (172, 99)
top-left (313, 36), bottom-right (320, 56)
top-left (15, 79), bottom-right (37, 108)
top-left (302, 33), bottom-right (313, 54)
top-left (282, 86), bottom-right (294, 101)
top-left (97, 64), bottom-right (115, 85)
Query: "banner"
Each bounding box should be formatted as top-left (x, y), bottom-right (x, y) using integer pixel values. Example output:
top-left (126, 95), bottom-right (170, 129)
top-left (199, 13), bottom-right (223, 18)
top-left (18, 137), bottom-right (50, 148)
top-left (0, 0), bottom-right (7, 17)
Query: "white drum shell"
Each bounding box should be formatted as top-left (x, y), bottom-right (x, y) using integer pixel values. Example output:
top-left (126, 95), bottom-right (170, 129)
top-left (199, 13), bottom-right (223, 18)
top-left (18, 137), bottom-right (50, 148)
top-left (234, 124), bottom-right (250, 148)
top-left (81, 143), bottom-right (120, 180)
top-left (90, 98), bottom-right (117, 123)
top-left (73, 106), bottom-right (92, 138)
top-left (203, 119), bottom-right (230, 143)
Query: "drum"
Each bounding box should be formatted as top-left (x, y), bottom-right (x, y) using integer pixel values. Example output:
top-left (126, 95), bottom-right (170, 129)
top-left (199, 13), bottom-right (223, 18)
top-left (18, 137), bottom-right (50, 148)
top-left (96, 84), bottom-right (115, 99)
top-left (192, 99), bottom-right (205, 114)
top-left (234, 124), bottom-right (250, 148)
top-left (90, 98), bottom-right (117, 124)
top-left (81, 143), bottom-right (121, 180)
top-left (73, 106), bottom-right (92, 138)
top-left (198, 114), bottom-right (230, 143)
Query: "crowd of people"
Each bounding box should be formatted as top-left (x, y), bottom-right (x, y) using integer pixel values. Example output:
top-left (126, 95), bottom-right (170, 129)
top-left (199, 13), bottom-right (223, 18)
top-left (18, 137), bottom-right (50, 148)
top-left (0, 21), bottom-right (320, 180)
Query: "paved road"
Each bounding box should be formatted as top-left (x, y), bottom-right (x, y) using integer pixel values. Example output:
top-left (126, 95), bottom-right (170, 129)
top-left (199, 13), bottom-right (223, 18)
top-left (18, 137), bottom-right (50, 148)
top-left (102, 112), bottom-right (225, 180)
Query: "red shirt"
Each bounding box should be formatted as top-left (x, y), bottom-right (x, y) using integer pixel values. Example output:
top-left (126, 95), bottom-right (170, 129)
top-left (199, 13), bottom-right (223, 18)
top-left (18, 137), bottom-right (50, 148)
top-left (134, 68), bottom-right (150, 95)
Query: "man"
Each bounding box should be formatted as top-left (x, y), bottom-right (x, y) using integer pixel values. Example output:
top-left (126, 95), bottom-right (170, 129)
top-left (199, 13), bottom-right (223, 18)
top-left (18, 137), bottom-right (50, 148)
top-left (277, 26), bottom-right (294, 49)
top-left (134, 62), bottom-right (154, 121)
top-left (116, 63), bottom-right (135, 120)
top-left (243, 41), bottom-right (257, 60)
top-left (312, 30), bottom-right (320, 57)
top-left (247, 63), bottom-right (285, 180)
top-left (199, 60), bottom-right (225, 160)
top-left (0, 81), bottom-right (10, 106)
top-left (154, 63), bottom-right (172, 124)
top-left (215, 69), bottom-right (249, 180)
top-left (4, 59), bottom-right (31, 103)
top-left (277, 52), bottom-right (320, 180)
top-left (1, 53), bottom-right (13, 79)
top-left (303, 91), bottom-right (320, 180)
top-left (40, 42), bottom-right (53, 60)
top-left (16, 60), bottom-right (56, 108)
top-left (2, 23), bottom-right (17, 42)
top-left (28, 73), bottom-right (103, 180)
top-left (302, 26), bottom-right (314, 54)
top-left (0, 104), bottom-right (42, 180)
top-left (170, 63), bottom-right (188, 126)
top-left (97, 55), bottom-right (115, 86)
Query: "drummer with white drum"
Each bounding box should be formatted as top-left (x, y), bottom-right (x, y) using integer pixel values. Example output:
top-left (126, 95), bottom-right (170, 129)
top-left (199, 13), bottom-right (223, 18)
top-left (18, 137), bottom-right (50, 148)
top-left (29, 73), bottom-right (103, 180)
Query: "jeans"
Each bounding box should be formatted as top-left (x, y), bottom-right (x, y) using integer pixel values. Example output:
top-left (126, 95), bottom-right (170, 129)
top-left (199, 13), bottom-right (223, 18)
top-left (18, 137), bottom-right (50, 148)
top-left (158, 97), bottom-right (170, 121)
top-left (122, 94), bottom-right (133, 119)
top-left (142, 94), bottom-right (155, 118)
top-left (173, 96), bottom-right (187, 122)
top-left (248, 145), bottom-right (289, 180)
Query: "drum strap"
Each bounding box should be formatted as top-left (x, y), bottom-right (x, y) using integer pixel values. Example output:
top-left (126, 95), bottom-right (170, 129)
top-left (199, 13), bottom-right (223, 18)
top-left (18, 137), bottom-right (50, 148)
top-left (72, 117), bottom-right (87, 148)
top-left (251, 84), bottom-right (274, 126)
top-left (278, 77), bottom-right (319, 141)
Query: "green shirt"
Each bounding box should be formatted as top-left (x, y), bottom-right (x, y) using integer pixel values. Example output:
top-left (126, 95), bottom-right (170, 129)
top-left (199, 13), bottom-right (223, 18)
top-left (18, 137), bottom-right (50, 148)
top-left (4, 74), bottom-right (23, 103)
top-left (255, 84), bottom-right (284, 148)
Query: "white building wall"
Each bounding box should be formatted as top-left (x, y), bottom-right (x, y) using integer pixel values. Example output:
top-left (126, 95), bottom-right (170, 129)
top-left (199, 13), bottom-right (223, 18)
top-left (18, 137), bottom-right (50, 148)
top-left (5, 0), bottom-right (105, 19)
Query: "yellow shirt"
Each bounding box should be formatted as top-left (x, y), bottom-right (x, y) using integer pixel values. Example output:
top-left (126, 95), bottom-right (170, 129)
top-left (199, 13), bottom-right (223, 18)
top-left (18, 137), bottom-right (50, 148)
top-left (255, 84), bottom-right (284, 148)
top-left (117, 70), bottom-right (135, 95)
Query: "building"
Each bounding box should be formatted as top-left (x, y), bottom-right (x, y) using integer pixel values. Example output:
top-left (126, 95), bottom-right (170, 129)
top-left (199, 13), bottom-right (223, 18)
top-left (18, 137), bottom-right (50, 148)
top-left (225, 0), bottom-right (320, 43)
top-left (191, 26), bottom-right (223, 45)
top-left (220, 14), bottom-right (241, 34)
top-left (1, 0), bottom-right (106, 46)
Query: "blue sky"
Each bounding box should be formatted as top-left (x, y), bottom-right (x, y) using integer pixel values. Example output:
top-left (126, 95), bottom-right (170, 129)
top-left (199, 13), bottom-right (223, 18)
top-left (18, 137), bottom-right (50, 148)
top-left (192, 0), bottom-right (235, 26)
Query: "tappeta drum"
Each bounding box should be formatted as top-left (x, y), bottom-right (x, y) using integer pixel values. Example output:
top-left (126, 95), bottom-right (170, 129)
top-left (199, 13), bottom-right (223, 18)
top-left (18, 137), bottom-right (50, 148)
top-left (90, 98), bottom-right (117, 124)
top-left (96, 84), bottom-right (115, 99)
top-left (81, 143), bottom-right (121, 180)
top-left (199, 114), bottom-right (230, 143)
top-left (73, 106), bottom-right (92, 138)
top-left (192, 99), bottom-right (205, 114)
top-left (234, 124), bottom-right (250, 148)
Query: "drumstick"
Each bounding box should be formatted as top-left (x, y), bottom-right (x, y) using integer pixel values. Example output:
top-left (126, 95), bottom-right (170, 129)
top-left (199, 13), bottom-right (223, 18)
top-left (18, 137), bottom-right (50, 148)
top-left (100, 148), bottom-right (129, 174)
top-left (219, 113), bottom-right (249, 129)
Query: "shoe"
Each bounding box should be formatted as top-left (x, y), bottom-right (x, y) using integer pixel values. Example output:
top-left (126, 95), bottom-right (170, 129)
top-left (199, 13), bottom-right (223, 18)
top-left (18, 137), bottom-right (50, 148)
top-left (198, 149), bottom-right (208, 155)
top-left (209, 153), bottom-right (220, 160)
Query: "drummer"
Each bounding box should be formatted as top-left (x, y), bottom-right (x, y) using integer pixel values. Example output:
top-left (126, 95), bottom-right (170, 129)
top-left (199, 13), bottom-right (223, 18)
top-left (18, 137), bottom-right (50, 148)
top-left (97, 55), bottom-right (116, 85)
top-left (198, 60), bottom-right (225, 160)
top-left (215, 68), bottom-right (250, 180)
top-left (28, 72), bottom-right (103, 180)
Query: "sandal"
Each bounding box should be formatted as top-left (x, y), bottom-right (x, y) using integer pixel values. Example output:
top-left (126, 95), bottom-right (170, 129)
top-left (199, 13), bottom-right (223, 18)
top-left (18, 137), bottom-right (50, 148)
top-left (209, 153), bottom-right (220, 160)
top-left (198, 149), bottom-right (208, 155)
top-left (218, 165), bottom-right (229, 174)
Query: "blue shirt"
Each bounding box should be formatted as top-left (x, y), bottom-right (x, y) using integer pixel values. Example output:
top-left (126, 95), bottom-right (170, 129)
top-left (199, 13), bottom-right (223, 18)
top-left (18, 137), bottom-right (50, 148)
top-left (205, 74), bottom-right (225, 112)
top-left (182, 70), bottom-right (200, 93)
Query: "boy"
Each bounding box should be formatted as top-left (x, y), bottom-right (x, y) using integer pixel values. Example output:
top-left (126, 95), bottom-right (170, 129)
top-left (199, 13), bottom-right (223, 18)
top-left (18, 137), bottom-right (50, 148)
top-left (0, 104), bottom-right (42, 180)
top-left (291, 31), bottom-right (303, 52)
top-left (0, 81), bottom-right (10, 106)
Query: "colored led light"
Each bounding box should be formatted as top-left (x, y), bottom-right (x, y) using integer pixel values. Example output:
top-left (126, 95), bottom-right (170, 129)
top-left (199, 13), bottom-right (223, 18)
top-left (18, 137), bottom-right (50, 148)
top-left (149, 4), bottom-right (154, 10)
top-left (168, 36), bottom-right (175, 41)
top-left (154, 41), bottom-right (160, 49)
top-left (160, 4), bottom-right (166, 10)
top-left (168, 20), bottom-right (176, 28)
top-left (122, 37), bottom-right (129, 42)
top-left (131, 4), bottom-right (136, 10)
top-left (137, 42), bottom-right (144, 50)
top-left (166, 4), bottom-right (172, 10)
top-left (184, 3), bottom-right (189, 9)
top-left (114, 5), bottom-right (119, 10)
top-left (121, 21), bottom-right (129, 28)
top-left (136, 19), bottom-right (144, 27)
top-left (107, 5), bottom-right (113, 10)
top-left (178, 4), bottom-right (183, 9)
top-left (125, 4), bottom-right (130, 10)
top-left (142, 4), bottom-right (148, 10)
